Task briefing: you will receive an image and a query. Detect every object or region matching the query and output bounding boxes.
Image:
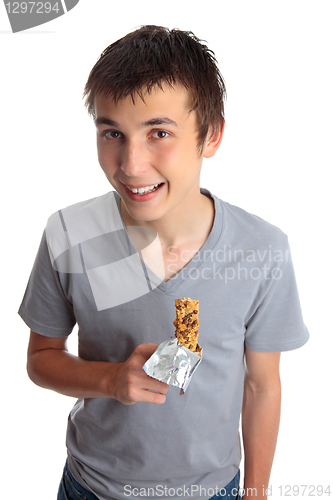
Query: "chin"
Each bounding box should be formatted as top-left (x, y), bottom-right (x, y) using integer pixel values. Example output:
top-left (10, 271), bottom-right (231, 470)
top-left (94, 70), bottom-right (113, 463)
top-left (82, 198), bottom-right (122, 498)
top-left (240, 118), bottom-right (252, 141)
top-left (121, 202), bottom-right (159, 223)
top-left (128, 210), bottom-right (161, 223)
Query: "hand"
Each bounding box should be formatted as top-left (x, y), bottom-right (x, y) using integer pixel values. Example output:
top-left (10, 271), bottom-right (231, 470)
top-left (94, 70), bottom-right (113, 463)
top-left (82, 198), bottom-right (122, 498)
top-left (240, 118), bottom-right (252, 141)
top-left (108, 343), bottom-right (169, 405)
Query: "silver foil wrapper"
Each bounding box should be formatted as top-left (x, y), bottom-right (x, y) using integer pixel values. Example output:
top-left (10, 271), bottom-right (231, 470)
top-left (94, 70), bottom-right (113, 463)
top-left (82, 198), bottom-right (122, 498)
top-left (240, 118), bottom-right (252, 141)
top-left (143, 338), bottom-right (202, 393)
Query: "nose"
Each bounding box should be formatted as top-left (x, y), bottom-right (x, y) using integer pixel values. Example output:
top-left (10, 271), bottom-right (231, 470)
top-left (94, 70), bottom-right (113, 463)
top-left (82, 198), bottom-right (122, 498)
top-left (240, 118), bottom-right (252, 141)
top-left (120, 139), bottom-right (148, 177)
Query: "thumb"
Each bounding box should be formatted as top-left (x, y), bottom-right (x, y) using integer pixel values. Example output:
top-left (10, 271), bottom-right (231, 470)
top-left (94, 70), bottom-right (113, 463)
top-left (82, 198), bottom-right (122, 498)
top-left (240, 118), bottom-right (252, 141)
top-left (134, 343), bottom-right (159, 363)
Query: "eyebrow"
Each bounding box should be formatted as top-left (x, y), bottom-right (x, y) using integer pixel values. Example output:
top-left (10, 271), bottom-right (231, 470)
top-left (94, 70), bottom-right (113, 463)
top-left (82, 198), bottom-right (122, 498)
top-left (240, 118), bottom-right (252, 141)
top-left (94, 116), bottom-right (178, 128)
top-left (143, 117), bottom-right (178, 127)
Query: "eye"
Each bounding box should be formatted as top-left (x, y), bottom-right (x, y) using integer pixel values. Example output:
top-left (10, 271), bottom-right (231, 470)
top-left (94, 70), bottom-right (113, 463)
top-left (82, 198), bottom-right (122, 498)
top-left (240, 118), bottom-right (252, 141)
top-left (152, 130), bottom-right (169, 139)
top-left (103, 130), bottom-right (123, 140)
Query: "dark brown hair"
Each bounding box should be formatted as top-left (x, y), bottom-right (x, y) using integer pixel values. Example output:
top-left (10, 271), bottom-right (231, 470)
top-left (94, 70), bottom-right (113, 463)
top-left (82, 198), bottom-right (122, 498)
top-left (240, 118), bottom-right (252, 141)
top-left (83, 25), bottom-right (226, 151)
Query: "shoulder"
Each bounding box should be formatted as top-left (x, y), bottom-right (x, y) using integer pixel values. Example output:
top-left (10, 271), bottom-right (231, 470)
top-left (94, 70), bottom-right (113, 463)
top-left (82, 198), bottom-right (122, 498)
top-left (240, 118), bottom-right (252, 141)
top-left (45, 191), bottom-right (122, 245)
top-left (211, 192), bottom-right (289, 251)
top-left (46, 191), bottom-right (120, 229)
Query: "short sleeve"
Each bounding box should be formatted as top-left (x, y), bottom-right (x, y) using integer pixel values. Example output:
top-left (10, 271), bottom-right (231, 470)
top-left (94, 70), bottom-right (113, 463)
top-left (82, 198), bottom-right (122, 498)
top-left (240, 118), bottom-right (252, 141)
top-left (245, 237), bottom-right (309, 352)
top-left (18, 231), bottom-right (76, 338)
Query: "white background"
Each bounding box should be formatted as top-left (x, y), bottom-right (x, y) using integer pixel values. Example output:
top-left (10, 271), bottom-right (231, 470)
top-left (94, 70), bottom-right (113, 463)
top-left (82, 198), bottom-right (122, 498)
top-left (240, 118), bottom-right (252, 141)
top-left (1, 1), bottom-right (332, 498)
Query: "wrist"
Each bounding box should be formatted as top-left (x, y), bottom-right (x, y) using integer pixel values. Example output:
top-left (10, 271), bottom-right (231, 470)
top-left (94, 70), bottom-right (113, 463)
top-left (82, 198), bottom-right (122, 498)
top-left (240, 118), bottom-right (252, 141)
top-left (99, 362), bottom-right (122, 399)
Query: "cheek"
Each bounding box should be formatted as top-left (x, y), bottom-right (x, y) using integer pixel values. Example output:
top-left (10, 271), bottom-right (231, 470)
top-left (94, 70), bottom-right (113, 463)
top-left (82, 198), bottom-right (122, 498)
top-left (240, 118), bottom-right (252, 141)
top-left (97, 141), bottom-right (106, 166)
top-left (150, 142), bottom-right (174, 164)
top-left (166, 146), bottom-right (201, 184)
top-left (97, 145), bottom-right (117, 174)
top-left (154, 142), bottom-right (186, 172)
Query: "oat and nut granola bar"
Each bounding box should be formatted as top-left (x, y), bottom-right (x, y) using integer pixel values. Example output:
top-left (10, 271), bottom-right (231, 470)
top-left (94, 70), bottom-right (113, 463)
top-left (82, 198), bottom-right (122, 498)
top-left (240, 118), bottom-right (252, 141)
top-left (174, 297), bottom-right (202, 356)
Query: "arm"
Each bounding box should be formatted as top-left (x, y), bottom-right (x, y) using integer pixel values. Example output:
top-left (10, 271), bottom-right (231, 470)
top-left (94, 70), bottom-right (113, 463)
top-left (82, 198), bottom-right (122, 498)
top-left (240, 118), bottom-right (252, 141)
top-left (242, 347), bottom-right (281, 499)
top-left (27, 330), bottom-right (168, 405)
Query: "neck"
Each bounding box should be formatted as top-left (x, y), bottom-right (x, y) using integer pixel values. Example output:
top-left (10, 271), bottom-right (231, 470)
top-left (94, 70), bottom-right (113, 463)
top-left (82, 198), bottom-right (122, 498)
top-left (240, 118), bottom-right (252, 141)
top-left (120, 189), bottom-right (214, 249)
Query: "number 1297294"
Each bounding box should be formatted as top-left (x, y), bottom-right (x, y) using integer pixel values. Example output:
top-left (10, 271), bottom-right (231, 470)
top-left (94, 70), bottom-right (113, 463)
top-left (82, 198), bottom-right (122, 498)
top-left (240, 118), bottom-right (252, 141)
top-left (5, 2), bottom-right (60, 14)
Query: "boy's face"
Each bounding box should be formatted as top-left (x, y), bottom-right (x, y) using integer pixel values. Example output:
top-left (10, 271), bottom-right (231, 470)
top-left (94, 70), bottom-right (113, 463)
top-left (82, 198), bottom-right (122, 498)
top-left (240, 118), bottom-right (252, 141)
top-left (94, 83), bottom-right (218, 226)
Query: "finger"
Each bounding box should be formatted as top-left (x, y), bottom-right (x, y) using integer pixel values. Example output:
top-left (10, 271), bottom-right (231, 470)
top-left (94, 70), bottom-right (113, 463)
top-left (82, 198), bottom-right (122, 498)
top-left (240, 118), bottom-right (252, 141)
top-left (143, 390), bottom-right (167, 405)
top-left (143, 375), bottom-right (169, 395)
top-left (126, 378), bottom-right (168, 404)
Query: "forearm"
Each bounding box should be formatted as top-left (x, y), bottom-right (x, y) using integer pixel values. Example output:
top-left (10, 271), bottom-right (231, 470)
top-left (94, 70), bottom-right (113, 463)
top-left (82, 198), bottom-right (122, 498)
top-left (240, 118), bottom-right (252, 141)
top-left (27, 348), bottom-right (120, 399)
top-left (27, 335), bottom-right (168, 404)
top-left (242, 379), bottom-right (281, 499)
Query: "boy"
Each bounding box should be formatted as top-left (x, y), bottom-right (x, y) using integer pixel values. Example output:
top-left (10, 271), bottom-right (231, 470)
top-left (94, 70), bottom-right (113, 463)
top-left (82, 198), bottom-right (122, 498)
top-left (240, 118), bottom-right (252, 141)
top-left (19, 26), bottom-right (309, 500)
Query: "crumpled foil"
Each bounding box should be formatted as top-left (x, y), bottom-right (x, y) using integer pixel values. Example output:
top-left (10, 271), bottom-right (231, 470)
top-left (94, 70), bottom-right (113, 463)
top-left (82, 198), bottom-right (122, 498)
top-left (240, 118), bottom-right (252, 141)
top-left (143, 338), bottom-right (202, 393)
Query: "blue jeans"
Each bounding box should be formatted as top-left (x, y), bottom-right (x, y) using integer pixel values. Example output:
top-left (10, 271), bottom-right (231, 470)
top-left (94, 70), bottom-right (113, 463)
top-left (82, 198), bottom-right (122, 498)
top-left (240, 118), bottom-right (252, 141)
top-left (208, 470), bottom-right (241, 499)
top-left (57, 460), bottom-right (99, 500)
top-left (57, 460), bottom-right (241, 500)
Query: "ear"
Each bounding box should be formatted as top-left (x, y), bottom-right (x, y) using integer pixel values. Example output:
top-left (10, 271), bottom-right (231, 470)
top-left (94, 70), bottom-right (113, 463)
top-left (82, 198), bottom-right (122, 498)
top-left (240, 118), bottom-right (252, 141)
top-left (202, 120), bottom-right (225, 159)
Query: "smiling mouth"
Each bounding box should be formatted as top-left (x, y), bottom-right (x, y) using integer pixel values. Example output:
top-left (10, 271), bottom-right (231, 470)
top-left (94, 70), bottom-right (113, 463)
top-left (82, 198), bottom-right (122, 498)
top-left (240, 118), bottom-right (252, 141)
top-left (125, 183), bottom-right (164, 195)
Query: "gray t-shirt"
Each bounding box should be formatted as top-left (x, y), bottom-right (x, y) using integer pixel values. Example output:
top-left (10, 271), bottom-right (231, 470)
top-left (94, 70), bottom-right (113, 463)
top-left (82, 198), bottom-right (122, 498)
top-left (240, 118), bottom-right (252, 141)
top-left (19, 189), bottom-right (309, 500)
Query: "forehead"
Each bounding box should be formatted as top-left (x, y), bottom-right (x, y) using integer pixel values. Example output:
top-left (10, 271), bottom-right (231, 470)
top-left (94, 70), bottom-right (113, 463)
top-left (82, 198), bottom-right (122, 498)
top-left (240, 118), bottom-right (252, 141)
top-left (94, 82), bottom-right (193, 122)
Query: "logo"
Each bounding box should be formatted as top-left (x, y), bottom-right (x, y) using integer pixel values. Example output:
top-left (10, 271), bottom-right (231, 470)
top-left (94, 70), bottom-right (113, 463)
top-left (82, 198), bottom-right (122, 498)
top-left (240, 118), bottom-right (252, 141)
top-left (45, 192), bottom-right (165, 311)
top-left (3, 0), bottom-right (80, 33)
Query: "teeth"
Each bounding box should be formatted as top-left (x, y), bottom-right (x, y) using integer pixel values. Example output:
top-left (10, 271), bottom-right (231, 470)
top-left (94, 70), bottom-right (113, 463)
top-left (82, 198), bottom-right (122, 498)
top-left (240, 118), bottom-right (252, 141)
top-left (127, 183), bottom-right (161, 195)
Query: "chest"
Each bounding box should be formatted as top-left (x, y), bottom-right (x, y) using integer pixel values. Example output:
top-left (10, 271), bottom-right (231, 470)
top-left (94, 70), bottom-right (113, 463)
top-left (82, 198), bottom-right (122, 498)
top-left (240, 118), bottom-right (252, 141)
top-left (161, 241), bottom-right (206, 282)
